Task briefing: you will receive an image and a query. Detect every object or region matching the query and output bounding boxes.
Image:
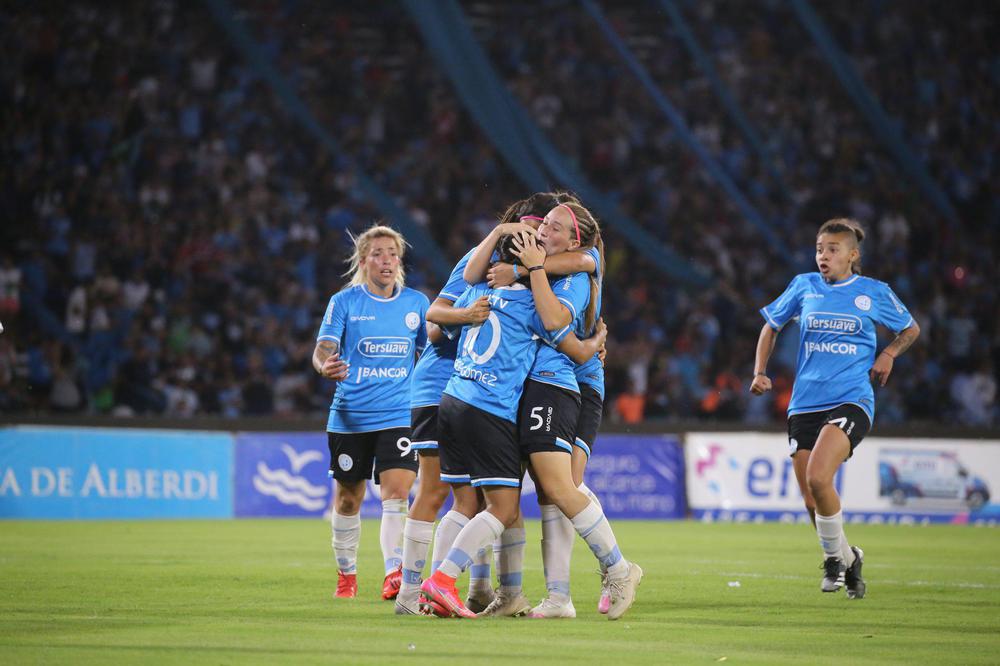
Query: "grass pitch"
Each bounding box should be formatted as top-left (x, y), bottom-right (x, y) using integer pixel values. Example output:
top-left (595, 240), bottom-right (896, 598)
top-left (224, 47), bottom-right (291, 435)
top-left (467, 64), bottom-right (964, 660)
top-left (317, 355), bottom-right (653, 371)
top-left (1, 519), bottom-right (998, 665)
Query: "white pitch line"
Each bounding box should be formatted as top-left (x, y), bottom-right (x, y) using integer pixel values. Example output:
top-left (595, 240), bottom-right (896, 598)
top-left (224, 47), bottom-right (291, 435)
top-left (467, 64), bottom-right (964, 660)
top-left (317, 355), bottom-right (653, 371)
top-left (690, 570), bottom-right (1000, 590)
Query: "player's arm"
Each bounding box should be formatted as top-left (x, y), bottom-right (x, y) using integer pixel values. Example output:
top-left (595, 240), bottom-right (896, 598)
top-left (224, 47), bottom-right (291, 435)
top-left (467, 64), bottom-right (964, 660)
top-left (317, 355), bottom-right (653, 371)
top-left (427, 296), bottom-right (490, 328)
top-left (489, 251), bottom-right (596, 288)
top-left (870, 322), bottom-right (920, 387)
top-left (427, 322), bottom-right (444, 345)
top-left (511, 231), bottom-right (572, 331)
top-left (556, 318), bottom-right (607, 365)
top-left (313, 339), bottom-right (349, 381)
top-left (749, 323), bottom-right (778, 395)
top-left (463, 222), bottom-right (538, 283)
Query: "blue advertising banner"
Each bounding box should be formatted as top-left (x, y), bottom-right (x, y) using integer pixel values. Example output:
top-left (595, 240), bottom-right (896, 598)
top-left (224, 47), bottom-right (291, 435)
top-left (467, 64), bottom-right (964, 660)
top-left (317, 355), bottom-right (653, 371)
top-left (233, 431), bottom-right (685, 521)
top-left (581, 434), bottom-right (685, 520)
top-left (0, 426), bottom-right (232, 519)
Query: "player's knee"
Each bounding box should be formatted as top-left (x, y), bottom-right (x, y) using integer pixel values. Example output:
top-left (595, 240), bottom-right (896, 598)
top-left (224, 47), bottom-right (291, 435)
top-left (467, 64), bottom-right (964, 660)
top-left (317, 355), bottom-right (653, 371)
top-left (489, 504), bottom-right (519, 527)
top-left (806, 472), bottom-right (832, 499)
top-left (418, 479), bottom-right (450, 506)
top-left (335, 494), bottom-right (362, 515)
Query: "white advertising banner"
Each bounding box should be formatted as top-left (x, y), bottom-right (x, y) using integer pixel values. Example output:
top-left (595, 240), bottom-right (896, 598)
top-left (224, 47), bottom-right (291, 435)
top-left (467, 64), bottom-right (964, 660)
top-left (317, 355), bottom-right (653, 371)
top-left (685, 433), bottom-right (1000, 526)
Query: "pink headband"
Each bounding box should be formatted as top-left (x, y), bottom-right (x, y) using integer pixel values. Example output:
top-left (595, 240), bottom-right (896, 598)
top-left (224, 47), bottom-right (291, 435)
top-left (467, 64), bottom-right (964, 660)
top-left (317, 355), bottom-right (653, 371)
top-left (560, 204), bottom-right (581, 243)
top-left (519, 215), bottom-right (544, 222)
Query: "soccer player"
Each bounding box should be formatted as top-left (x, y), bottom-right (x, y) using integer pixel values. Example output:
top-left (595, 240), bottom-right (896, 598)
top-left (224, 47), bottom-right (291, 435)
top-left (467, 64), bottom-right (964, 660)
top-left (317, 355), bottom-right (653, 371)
top-left (750, 218), bottom-right (920, 598)
top-left (394, 193), bottom-right (605, 616)
top-left (474, 197), bottom-right (610, 617)
top-left (421, 228), bottom-right (641, 621)
top-left (313, 225), bottom-right (429, 600)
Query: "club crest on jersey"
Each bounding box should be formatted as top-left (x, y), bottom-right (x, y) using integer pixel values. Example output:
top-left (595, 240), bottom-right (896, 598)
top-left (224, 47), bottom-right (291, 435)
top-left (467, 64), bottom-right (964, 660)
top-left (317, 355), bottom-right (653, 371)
top-left (803, 312), bottom-right (862, 335)
top-left (405, 312), bottom-right (420, 330)
top-left (854, 295), bottom-right (872, 311)
top-left (357, 336), bottom-right (411, 358)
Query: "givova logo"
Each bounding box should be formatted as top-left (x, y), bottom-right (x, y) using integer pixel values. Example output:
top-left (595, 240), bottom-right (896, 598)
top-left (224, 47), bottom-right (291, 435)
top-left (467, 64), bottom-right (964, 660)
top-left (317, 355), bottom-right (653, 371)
top-left (252, 443), bottom-right (327, 511)
top-left (804, 312), bottom-right (862, 335)
top-left (357, 337), bottom-right (411, 358)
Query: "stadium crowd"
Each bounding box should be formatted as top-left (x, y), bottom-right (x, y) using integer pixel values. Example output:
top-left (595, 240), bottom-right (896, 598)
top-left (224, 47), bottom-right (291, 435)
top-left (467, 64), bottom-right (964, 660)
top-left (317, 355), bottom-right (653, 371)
top-left (1, 0), bottom-right (996, 426)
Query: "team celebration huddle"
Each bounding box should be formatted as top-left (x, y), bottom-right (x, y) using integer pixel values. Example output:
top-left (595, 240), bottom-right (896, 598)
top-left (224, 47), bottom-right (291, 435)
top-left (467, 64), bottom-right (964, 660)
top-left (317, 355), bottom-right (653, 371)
top-left (311, 194), bottom-right (918, 619)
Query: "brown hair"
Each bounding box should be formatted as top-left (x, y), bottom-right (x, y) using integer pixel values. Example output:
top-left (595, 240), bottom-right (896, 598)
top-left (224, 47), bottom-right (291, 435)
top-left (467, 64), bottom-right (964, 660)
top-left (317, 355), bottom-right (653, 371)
top-left (344, 224), bottom-right (407, 288)
top-left (553, 193), bottom-right (604, 334)
top-left (496, 192), bottom-right (561, 226)
top-left (818, 217), bottom-right (865, 275)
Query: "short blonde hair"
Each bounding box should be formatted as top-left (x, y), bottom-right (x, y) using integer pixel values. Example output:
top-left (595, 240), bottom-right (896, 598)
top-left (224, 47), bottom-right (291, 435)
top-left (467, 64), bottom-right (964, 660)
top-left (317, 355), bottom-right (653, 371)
top-left (344, 224), bottom-right (407, 288)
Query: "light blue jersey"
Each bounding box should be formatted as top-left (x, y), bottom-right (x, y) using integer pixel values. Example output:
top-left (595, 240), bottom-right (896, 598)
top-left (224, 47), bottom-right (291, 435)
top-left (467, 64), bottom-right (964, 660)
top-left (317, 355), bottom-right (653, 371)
top-left (573, 246), bottom-right (605, 399)
top-left (444, 282), bottom-right (570, 423)
top-left (409, 249), bottom-right (474, 410)
top-left (527, 271), bottom-right (592, 393)
top-left (317, 284), bottom-right (429, 433)
top-left (761, 272), bottom-right (914, 423)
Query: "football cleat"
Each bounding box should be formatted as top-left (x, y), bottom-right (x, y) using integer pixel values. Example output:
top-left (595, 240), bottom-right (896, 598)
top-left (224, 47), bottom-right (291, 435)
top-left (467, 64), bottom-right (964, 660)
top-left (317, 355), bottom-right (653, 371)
top-left (420, 573), bottom-right (476, 619)
top-left (597, 571), bottom-right (611, 614)
top-left (466, 587), bottom-right (496, 614)
top-left (821, 557), bottom-right (846, 593)
top-left (475, 588), bottom-right (532, 618)
top-left (382, 566), bottom-right (402, 600)
top-left (844, 546), bottom-right (866, 599)
top-left (529, 596), bottom-right (576, 619)
top-left (335, 572), bottom-right (357, 599)
top-left (606, 562), bottom-right (643, 621)
top-left (394, 594), bottom-right (422, 616)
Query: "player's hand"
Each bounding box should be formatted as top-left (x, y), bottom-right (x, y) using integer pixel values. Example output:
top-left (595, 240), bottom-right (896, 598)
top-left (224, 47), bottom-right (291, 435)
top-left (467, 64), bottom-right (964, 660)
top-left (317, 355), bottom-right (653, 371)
top-left (511, 230), bottom-right (546, 269)
top-left (870, 352), bottom-right (894, 387)
top-left (496, 222), bottom-right (537, 238)
top-left (487, 262), bottom-right (516, 287)
top-left (464, 296), bottom-right (491, 325)
top-left (321, 353), bottom-right (350, 381)
top-left (749, 373), bottom-right (771, 395)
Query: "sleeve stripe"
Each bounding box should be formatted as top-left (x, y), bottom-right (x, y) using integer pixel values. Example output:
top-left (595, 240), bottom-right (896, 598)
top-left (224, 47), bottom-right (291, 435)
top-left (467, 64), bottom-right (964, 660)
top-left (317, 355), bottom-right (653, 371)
top-left (761, 307), bottom-right (780, 329)
top-left (317, 335), bottom-right (340, 342)
top-left (438, 291), bottom-right (460, 301)
top-left (557, 297), bottom-right (578, 320)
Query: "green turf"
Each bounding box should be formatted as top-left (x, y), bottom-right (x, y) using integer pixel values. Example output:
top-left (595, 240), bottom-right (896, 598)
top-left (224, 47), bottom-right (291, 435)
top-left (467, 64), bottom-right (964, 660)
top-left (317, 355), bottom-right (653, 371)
top-left (1, 519), bottom-right (998, 665)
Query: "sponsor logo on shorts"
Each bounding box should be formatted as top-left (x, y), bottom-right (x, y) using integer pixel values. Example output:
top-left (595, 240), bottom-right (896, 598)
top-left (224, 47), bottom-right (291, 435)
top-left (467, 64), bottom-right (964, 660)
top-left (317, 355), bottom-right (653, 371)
top-left (405, 312), bottom-right (420, 330)
top-left (854, 295), bottom-right (872, 311)
top-left (789, 437), bottom-right (798, 454)
top-left (338, 454), bottom-right (353, 471)
top-left (805, 341), bottom-right (859, 358)
top-left (357, 336), bottom-right (411, 358)
top-left (804, 312), bottom-right (862, 335)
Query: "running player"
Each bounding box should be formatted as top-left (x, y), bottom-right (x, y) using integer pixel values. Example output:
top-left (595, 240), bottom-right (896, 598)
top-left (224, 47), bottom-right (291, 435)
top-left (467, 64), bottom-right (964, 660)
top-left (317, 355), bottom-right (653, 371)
top-left (421, 228), bottom-right (641, 621)
top-left (750, 218), bottom-right (920, 598)
top-left (313, 224), bottom-right (429, 600)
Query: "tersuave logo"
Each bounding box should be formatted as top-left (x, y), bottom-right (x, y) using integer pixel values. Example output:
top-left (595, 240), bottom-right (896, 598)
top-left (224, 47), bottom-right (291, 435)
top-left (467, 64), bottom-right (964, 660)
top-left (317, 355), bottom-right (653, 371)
top-left (804, 312), bottom-right (862, 335)
top-left (357, 337), bottom-right (411, 358)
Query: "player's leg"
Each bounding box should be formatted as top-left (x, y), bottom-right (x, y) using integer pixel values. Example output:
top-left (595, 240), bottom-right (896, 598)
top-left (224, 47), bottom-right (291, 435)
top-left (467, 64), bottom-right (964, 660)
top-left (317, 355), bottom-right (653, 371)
top-left (530, 451), bottom-right (642, 620)
top-left (572, 386), bottom-right (608, 611)
top-left (396, 451), bottom-right (449, 614)
top-left (467, 488), bottom-right (495, 611)
top-left (531, 463), bottom-right (576, 618)
top-left (422, 403), bottom-right (521, 618)
top-left (807, 424), bottom-right (852, 593)
top-left (809, 406), bottom-right (870, 598)
top-left (792, 450), bottom-right (817, 526)
top-left (375, 429), bottom-right (418, 601)
top-left (329, 432), bottom-right (375, 599)
top-left (424, 485), bottom-right (521, 618)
